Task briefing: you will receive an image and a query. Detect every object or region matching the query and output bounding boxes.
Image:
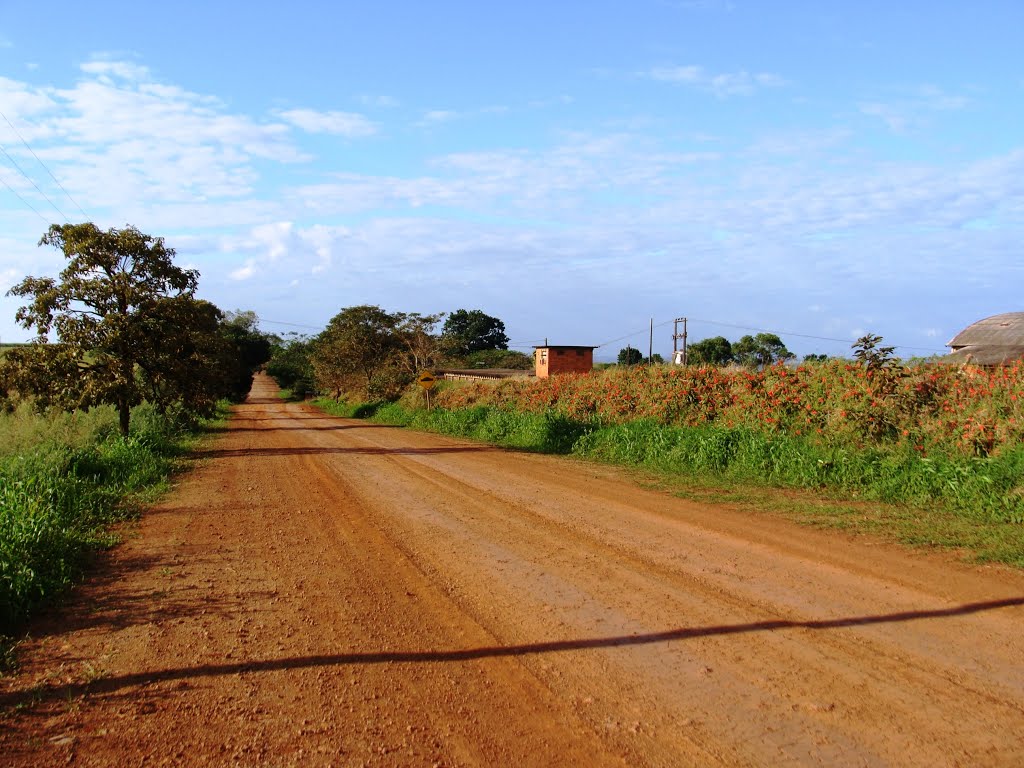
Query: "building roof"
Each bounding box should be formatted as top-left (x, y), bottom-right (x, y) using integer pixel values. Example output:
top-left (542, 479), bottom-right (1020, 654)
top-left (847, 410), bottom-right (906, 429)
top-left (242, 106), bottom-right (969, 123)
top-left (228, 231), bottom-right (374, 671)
top-left (532, 344), bottom-right (598, 350)
top-left (945, 312), bottom-right (1024, 366)
top-left (948, 312), bottom-right (1024, 348)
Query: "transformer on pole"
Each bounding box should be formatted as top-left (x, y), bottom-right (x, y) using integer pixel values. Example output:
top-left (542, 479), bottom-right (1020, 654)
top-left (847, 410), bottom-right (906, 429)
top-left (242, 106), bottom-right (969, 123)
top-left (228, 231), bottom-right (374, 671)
top-left (672, 317), bottom-right (688, 365)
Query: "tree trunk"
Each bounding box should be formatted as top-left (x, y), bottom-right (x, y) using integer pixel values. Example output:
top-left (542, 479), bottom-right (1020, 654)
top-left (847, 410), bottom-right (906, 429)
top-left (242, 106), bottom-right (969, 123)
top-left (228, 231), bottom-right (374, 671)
top-left (118, 401), bottom-right (131, 437)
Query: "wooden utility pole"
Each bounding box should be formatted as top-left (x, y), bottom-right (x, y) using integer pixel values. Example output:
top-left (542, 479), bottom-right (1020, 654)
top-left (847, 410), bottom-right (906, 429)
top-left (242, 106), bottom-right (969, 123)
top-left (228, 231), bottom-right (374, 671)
top-left (673, 317), bottom-right (688, 365)
top-left (649, 318), bottom-right (654, 363)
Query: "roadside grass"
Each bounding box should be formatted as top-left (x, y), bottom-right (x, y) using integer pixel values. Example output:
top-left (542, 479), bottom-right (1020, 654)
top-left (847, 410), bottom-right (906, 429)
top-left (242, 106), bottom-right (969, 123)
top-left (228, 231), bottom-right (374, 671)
top-left (309, 396), bottom-right (1024, 567)
top-left (0, 401), bottom-right (227, 663)
top-left (276, 387), bottom-right (305, 402)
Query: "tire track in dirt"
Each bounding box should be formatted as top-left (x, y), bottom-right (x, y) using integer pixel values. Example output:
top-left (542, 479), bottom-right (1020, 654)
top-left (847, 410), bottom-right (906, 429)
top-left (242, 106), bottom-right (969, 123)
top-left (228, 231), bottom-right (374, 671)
top-left (3, 375), bottom-right (1024, 767)
top-left (290, 393), bottom-right (1024, 766)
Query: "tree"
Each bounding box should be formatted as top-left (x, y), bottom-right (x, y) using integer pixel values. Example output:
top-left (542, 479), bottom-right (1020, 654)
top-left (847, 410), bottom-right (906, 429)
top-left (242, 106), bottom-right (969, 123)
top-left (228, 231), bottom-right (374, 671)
top-left (732, 333), bottom-right (795, 368)
top-left (4, 223), bottom-right (200, 436)
top-left (464, 348), bottom-right (534, 370)
top-left (219, 310), bottom-right (273, 400)
top-left (266, 334), bottom-right (315, 396)
top-left (617, 346), bottom-right (643, 365)
top-left (394, 312), bottom-right (445, 376)
top-left (687, 336), bottom-right (733, 366)
top-left (441, 309), bottom-right (509, 356)
top-left (852, 333), bottom-right (897, 373)
top-left (133, 296), bottom-right (235, 418)
top-left (802, 353), bottom-right (829, 363)
top-left (313, 305), bottom-right (402, 398)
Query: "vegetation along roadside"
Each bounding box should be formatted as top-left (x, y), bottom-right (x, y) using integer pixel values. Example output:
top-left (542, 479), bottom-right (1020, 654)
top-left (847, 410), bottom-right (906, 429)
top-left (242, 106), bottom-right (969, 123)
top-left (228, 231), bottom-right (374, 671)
top-left (0, 401), bottom-right (228, 659)
top-left (1, 223), bottom-right (274, 667)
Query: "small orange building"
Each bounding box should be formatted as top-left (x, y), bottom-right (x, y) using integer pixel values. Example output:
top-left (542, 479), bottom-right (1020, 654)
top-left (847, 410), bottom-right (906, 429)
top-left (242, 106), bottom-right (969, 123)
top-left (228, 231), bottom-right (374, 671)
top-left (534, 345), bottom-right (596, 378)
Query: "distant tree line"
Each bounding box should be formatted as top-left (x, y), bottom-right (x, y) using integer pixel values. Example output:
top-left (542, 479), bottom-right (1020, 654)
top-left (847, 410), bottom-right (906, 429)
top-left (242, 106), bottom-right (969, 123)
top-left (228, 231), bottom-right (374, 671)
top-left (685, 333), bottom-right (798, 367)
top-left (617, 333), bottom-right (814, 369)
top-left (267, 306), bottom-right (533, 401)
top-left (616, 346), bottom-right (664, 366)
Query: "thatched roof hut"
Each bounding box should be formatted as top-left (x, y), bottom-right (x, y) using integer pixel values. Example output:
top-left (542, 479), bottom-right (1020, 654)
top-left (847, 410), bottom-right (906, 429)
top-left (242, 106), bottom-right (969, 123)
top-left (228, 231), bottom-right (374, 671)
top-left (946, 312), bottom-right (1024, 365)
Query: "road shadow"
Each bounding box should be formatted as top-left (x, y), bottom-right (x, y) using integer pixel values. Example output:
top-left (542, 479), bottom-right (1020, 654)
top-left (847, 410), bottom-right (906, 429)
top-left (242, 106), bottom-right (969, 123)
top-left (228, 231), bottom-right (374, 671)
top-left (203, 424), bottom-right (394, 434)
top-left (4, 595), bottom-right (1021, 711)
top-left (193, 445), bottom-right (497, 458)
top-left (15, 549), bottom-right (257, 644)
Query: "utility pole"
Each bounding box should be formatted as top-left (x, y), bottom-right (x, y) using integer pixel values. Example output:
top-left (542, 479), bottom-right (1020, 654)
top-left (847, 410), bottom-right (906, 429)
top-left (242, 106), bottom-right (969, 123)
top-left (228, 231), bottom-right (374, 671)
top-left (673, 317), bottom-right (688, 365)
top-left (649, 318), bottom-right (653, 364)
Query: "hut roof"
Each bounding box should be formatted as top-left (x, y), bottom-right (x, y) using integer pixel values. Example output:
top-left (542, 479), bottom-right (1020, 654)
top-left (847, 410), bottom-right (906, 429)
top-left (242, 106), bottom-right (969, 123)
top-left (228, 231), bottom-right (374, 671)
top-left (948, 312), bottom-right (1024, 348)
top-left (945, 312), bottom-right (1024, 366)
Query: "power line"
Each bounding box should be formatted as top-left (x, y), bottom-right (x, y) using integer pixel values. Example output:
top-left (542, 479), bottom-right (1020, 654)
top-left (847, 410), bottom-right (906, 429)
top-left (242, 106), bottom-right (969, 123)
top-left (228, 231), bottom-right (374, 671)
top-left (259, 318), bottom-right (324, 330)
top-left (0, 110), bottom-right (90, 221)
top-left (595, 319), bottom-right (674, 349)
top-left (0, 168), bottom-right (52, 226)
top-left (0, 140), bottom-right (69, 223)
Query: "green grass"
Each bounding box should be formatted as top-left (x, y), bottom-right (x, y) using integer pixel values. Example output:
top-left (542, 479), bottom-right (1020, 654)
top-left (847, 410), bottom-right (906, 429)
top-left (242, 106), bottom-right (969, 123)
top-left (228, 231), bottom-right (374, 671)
top-left (310, 398), bottom-right (1024, 567)
top-left (573, 419), bottom-right (1024, 523)
top-left (0, 401), bottom-right (225, 650)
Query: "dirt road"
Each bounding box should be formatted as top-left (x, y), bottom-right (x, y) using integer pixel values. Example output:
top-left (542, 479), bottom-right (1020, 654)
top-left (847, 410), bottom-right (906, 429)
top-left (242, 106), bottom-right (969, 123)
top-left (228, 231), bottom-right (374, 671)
top-left (3, 375), bottom-right (1024, 767)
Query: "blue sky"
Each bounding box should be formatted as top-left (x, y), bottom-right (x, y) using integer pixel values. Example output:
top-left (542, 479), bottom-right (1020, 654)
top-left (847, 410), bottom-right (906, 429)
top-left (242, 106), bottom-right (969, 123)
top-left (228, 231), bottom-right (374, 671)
top-left (1, 1), bottom-right (1022, 360)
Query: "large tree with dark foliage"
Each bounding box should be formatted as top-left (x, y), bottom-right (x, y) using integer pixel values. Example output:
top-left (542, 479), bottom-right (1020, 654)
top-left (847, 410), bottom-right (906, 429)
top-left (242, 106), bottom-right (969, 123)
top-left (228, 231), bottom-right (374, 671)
top-left (732, 333), bottom-right (795, 368)
top-left (617, 346), bottom-right (644, 365)
top-left (441, 309), bottom-right (509, 356)
top-left (219, 310), bottom-right (273, 400)
top-left (4, 223), bottom-right (206, 435)
top-left (687, 336), bottom-right (734, 366)
top-left (313, 305), bottom-right (403, 398)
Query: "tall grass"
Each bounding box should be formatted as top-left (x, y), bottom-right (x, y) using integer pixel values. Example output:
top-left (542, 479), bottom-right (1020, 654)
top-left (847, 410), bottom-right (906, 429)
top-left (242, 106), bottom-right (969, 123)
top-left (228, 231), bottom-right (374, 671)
top-left (0, 402), bottom-right (210, 638)
top-left (313, 398), bottom-right (594, 454)
top-left (573, 419), bottom-right (1024, 523)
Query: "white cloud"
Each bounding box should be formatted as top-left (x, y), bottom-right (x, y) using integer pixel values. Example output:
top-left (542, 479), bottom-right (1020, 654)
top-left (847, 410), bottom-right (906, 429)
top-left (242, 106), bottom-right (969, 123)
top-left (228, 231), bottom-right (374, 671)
top-left (359, 94), bottom-right (399, 108)
top-left (0, 267), bottom-right (17, 291)
top-left (647, 65), bottom-right (786, 97)
top-left (859, 102), bottom-right (908, 132)
top-left (275, 108), bottom-right (377, 137)
top-left (216, 222), bottom-right (354, 283)
top-left (747, 129), bottom-right (852, 156)
top-left (417, 109), bottom-right (459, 126)
top-left (0, 76), bottom-right (57, 118)
top-left (230, 259), bottom-right (257, 281)
top-left (0, 62), bottom-right (310, 220)
top-left (860, 85), bottom-right (970, 133)
top-left (79, 60), bottom-right (151, 82)
top-left (649, 65), bottom-right (702, 84)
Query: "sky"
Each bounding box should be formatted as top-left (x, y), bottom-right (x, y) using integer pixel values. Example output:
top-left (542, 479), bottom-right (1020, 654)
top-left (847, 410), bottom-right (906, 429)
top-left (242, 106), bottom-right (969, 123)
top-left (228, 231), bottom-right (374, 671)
top-left (0, 0), bottom-right (1022, 361)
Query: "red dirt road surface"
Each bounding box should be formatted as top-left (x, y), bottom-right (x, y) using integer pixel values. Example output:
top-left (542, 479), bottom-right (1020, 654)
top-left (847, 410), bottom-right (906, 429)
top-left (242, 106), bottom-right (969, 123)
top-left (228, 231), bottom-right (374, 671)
top-left (3, 374), bottom-right (1024, 767)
